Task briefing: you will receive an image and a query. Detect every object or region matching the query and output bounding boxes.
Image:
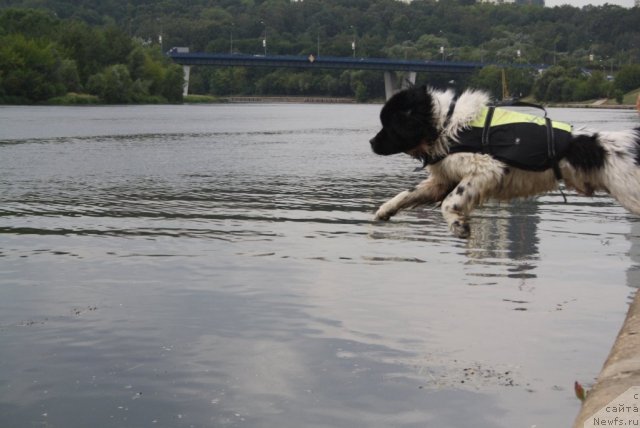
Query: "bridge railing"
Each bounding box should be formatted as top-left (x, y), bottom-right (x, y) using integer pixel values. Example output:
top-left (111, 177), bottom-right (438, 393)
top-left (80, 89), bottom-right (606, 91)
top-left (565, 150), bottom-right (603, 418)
top-left (167, 51), bottom-right (486, 73)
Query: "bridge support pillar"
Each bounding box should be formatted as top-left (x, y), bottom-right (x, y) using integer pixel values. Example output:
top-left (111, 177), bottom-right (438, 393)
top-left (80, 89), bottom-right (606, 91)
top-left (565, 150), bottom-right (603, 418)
top-left (384, 71), bottom-right (416, 100)
top-left (182, 65), bottom-right (191, 96)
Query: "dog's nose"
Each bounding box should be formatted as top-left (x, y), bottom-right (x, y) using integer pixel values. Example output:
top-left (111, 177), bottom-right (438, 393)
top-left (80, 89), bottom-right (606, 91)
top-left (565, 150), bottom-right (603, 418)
top-left (369, 137), bottom-right (376, 145)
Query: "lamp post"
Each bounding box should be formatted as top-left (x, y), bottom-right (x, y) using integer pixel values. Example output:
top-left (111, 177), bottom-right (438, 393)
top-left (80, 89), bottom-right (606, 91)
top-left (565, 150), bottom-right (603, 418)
top-left (350, 25), bottom-right (356, 58)
top-left (157, 18), bottom-right (163, 51)
top-left (261, 20), bottom-right (267, 56)
top-left (229, 23), bottom-right (234, 54)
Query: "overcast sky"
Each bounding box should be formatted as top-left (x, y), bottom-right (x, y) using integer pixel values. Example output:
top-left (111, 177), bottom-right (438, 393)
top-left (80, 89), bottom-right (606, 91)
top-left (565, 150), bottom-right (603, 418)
top-left (545, 0), bottom-right (635, 7)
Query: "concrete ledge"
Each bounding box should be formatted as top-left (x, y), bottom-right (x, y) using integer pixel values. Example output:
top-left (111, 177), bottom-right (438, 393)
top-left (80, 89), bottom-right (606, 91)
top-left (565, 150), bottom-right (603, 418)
top-left (550, 103), bottom-right (636, 109)
top-left (573, 289), bottom-right (640, 428)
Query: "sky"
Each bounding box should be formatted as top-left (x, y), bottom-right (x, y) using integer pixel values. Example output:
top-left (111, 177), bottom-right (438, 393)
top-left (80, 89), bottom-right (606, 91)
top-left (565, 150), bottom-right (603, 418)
top-left (544, 0), bottom-right (635, 6)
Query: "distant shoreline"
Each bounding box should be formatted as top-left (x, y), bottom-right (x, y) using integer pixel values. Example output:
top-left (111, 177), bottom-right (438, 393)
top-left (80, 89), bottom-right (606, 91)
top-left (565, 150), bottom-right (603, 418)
top-left (548, 103), bottom-right (636, 110)
top-left (1, 96), bottom-right (637, 109)
top-left (222, 96), bottom-right (355, 104)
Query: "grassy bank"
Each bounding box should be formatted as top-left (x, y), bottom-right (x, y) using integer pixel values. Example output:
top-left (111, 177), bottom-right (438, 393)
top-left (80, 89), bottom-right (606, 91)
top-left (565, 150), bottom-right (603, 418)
top-left (45, 93), bottom-right (101, 105)
top-left (183, 94), bottom-right (224, 103)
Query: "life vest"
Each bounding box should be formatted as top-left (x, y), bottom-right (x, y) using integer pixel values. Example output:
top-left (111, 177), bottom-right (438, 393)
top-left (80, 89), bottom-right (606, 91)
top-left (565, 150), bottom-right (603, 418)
top-left (448, 106), bottom-right (573, 172)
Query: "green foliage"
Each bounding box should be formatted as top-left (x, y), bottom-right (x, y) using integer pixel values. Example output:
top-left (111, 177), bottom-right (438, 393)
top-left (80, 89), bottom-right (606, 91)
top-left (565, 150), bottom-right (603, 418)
top-left (96, 64), bottom-right (135, 103)
top-left (613, 89), bottom-right (624, 104)
top-left (467, 66), bottom-right (534, 100)
top-left (162, 64), bottom-right (185, 102)
top-left (46, 92), bottom-right (100, 105)
top-left (0, 8), bottom-right (59, 39)
top-left (206, 68), bottom-right (249, 96)
top-left (0, 8), bottom-right (183, 104)
top-left (469, 66), bottom-right (503, 99)
top-left (532, 66), bottom-right (614, 102)
top-left (1, 1), bottom-right (640, 102)
top-left (183, 94), bottom-right (222, 103)
top-left (0, 33), bottom-right (67, 103)
top-left (532, 66), bottom-right (565, 101)
top-left (354, 82), bottom-right (367, 102)
top-left (614, 65), bottom-right (640, 93)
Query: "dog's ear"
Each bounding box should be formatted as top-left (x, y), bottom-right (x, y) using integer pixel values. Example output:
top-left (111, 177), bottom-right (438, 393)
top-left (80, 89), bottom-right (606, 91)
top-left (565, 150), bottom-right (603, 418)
top-left (381, 86), bottom-right (428, 122)
top-left (409, 88), bottom-right (438, 142)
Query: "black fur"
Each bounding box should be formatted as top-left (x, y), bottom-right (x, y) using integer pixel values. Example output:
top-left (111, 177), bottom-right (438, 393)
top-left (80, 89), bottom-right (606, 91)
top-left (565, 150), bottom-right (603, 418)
top-left (369, 86), bottom-right (438, 156)
top-left (565, 134), bottom-right (606, 172)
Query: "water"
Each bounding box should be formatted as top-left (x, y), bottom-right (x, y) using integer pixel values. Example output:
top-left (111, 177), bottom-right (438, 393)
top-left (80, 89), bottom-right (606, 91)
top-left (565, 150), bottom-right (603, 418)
top-left (0, 103), bottom-right (639, 428)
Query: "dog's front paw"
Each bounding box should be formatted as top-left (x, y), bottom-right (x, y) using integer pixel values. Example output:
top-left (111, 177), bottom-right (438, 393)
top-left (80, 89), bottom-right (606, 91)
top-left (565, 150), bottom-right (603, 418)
top-left (450, 220), bottom-right (471, 239)
top-left (374, 210), bottom-right (392, 221)
top-left (374, 206), bottom-right (396, 221)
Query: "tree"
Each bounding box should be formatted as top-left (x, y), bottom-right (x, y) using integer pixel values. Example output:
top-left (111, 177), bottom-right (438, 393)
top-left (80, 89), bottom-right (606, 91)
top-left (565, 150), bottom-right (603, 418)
top-left (57, 20), bottom-right (106, 82)
top-left (2, 1), bottom-right (640, 103)
top-left (0, 8), bottom-right (59, 39)
top-left (532, 66), bottom-right (567, 101)
top-left (469, 65), bottom-right (502, 99)
top-left (614, 65), bottom-right (640, 93)
top-left (56, 59), bottom-right (82, 92)
top-left (162, 64), bottom-right (184, 102)
top-left (354, 81), bottom-right (367, 102)
top-left (0, 34), bottom-right (67, 102)
top-left (90, 64), bottom-right (134, 103)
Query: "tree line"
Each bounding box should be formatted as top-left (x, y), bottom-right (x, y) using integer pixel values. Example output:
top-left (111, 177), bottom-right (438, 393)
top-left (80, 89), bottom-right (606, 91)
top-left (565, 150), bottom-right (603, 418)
top-left (1, 0), bottom-right (640, 103)
top-left (0, 8), bottom-right (183, 104)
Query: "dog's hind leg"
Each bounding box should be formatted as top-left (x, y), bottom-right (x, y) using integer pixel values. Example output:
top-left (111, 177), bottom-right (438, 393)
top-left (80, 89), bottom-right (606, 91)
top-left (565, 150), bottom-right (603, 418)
top-left (440, 170), bottom-right (503, 239)
top-left (374, 176), bottom-right (453, 221)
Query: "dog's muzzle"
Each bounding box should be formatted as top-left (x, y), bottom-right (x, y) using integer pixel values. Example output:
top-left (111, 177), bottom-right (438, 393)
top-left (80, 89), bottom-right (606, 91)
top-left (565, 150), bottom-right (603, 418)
top-left (370, 130), bottom-right (419, 156)
top-left (370, 130), bottom-right (404, 156)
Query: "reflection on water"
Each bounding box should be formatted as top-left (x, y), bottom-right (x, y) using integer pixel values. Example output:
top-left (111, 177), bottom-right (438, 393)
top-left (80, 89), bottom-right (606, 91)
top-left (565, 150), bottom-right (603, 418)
top-left (464, 200), bottom-right (540, 286)
top-left (0, 104), bottom-right (639, 428)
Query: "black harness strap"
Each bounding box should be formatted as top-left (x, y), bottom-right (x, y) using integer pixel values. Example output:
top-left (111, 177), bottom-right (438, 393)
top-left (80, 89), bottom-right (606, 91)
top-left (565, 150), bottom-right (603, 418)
top-left (415, 93), bottom-right (459, 170)
top-left (481, 106), bottom-right (495, 152)
top-left (545, 116), bottom-right (562, 178)
top-left (546, 116), bottom-right (567, 202)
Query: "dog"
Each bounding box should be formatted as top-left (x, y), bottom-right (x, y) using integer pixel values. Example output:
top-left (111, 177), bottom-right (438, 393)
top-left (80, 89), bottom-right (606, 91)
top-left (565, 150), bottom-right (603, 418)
top-left (370, 85), bottom-right (640, 238)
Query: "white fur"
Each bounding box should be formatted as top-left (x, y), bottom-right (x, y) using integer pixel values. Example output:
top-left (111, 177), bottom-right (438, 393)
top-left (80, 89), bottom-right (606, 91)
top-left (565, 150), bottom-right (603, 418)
top-left (375, 88), bottom-right (640, 238)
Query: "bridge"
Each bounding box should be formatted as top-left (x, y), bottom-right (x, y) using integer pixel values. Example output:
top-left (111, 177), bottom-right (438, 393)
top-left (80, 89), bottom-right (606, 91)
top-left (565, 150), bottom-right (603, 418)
top-left (167, 49), bottom-right (487, 99)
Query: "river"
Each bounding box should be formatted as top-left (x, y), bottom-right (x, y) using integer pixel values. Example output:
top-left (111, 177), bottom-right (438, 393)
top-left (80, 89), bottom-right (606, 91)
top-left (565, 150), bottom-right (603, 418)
top-left (0, 103), bottom-right (639, 427)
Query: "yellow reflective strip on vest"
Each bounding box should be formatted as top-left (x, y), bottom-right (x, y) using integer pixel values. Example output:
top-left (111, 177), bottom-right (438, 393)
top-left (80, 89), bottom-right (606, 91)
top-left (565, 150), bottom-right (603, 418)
top-left (470, 107), bottom-right (572, 133)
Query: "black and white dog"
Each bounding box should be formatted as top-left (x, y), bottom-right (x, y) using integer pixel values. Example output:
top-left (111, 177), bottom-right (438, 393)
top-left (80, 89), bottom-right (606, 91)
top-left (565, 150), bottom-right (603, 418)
top-left (370, 85), bottom-right (640, 238)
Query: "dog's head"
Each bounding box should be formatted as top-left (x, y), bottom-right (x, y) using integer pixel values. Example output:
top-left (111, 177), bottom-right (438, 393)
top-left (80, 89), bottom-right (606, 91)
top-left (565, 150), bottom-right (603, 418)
top-left (369, 85), bottom-right (439, 156)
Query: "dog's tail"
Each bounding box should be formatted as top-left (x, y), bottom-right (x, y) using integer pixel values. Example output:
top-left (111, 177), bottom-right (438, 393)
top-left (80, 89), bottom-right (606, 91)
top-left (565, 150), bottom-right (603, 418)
top-left (565, 127), bottom-right (640, 214)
